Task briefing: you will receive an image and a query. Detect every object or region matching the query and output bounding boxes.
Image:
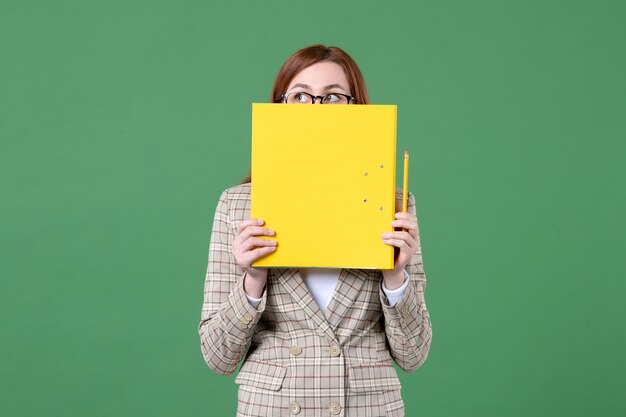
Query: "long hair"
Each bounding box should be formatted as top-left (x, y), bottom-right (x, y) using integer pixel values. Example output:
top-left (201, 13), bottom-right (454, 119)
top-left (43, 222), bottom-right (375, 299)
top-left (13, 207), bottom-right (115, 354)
top-left (241, 45), bottom-right (370, 184)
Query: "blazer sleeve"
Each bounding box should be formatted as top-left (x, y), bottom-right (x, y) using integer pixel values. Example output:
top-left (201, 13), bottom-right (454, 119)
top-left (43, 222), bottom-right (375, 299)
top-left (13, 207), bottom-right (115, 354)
top-left (198, 188), bottom-right (267, 375)
top-left (380, 191), bottom-right (433, 372)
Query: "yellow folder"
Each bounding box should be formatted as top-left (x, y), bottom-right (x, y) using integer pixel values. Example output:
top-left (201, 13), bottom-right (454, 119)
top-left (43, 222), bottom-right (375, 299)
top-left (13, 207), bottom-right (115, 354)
top-left (251, 103), bottom-right (397, 269)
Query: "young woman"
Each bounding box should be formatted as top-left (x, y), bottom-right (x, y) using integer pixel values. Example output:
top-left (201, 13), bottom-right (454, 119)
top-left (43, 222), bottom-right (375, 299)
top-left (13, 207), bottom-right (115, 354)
top-left (199, 44), bottom-right (432, 417)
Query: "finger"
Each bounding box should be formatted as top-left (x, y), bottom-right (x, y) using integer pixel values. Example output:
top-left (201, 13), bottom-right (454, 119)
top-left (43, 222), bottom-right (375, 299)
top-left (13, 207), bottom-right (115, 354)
top-left (236, 237), bottom-right (278, 253)
top-left (391, 219), bottom-right (417, 230)
top-left (239, 245), bottom-right (277, 266)
top-left (235, 226), bottom-right (275, 243)
top-left (381, 237), bottom-right (412, 250)
top-left (392, 222), bottom-right (418, 240)
top-left (394, 212), bottom-right (416, 221)
top-left (237, 218), bottom-right (264, 233)
top-left (381, 231), bottom-right (415, 245)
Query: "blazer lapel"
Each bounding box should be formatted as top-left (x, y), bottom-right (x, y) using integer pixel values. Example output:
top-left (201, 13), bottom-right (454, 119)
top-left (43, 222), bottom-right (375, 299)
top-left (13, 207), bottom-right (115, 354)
top-left (324, 269), bottom-right (371, 332)
top-left (274, 268), bottom-right (336, 339)
top-left (275, 268), bottom-right (376, 341)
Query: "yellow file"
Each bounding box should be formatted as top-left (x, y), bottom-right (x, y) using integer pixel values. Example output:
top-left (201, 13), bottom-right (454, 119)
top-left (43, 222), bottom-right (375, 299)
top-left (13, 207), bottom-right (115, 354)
top-left (251, 103), bottom-right (397, 269)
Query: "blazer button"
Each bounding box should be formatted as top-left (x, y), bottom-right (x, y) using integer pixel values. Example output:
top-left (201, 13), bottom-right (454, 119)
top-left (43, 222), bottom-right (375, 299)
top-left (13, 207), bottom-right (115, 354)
top-left (240, 312), bottom-right (253, 325)
top-left (290, 345), bottom-right (302, 356)
top-left (329, 402), bottom-right (342, 415)
top-left (329, 345), bottom-right (341, 357)
top-left (289, 401), bottom-right (301, 414)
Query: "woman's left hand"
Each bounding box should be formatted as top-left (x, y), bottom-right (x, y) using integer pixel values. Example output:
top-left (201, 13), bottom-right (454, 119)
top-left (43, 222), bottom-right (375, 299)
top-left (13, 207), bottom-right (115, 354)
top-left (381, 212), bottom-right (419, 289)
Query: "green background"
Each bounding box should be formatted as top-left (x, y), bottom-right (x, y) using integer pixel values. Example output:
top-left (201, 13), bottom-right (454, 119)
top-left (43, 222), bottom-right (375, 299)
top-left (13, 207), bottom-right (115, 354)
top-left (2, 0), bottom-right (625, 416)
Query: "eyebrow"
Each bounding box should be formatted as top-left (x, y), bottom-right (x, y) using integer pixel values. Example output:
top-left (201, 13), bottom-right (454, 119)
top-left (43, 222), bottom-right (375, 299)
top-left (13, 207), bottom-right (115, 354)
top-left (289, 83), bottom-right (348, 92)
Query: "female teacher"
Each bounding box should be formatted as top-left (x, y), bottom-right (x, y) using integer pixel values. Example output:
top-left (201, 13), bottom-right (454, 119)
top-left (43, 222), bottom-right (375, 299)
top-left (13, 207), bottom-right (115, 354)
top-left (199, 44), bottom-right (432, 417)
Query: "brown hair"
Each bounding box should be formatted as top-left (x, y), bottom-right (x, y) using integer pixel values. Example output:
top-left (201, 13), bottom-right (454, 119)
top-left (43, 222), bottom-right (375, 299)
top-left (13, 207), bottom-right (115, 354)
top-left (270, 44), bottom-right (370, 105)
top-left (241, 45), bottom-right (370, 184)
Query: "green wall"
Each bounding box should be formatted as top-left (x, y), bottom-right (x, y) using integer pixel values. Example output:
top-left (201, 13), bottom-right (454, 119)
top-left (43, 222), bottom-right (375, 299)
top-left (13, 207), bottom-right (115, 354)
top-left (2, 1), bottom-right (625, 416)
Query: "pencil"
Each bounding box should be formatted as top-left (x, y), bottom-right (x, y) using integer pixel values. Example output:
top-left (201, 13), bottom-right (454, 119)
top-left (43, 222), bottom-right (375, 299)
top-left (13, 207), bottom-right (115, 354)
top-left (402, 150), bottom-right (409, 212)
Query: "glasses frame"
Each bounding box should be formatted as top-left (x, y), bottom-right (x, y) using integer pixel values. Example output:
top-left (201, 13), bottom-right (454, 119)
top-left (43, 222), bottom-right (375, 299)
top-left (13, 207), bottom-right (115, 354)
top-left (281, 92), bottom-right (356, 105)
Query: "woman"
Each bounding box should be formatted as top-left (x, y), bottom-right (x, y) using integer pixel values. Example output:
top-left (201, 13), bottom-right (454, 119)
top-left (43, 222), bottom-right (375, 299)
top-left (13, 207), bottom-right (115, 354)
top-left (199, 44), bottom-right (432, 417)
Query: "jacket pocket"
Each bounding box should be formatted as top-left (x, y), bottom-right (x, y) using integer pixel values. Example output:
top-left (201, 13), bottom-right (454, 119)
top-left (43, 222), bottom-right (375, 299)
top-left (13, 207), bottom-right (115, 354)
top-left (235, 360), bottom-right (287, 391)
top-left (348, 362), bottom-right (402, 393)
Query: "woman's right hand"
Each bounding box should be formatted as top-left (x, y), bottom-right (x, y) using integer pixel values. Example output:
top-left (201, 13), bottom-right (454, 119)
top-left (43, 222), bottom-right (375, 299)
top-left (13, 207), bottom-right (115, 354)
top-left (233, 218), bottom-right (276, 297)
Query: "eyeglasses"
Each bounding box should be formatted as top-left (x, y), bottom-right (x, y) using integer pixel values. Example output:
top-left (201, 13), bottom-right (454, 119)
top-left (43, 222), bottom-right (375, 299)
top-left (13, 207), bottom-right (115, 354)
top-left (282, 92), bottom-right (356, 104)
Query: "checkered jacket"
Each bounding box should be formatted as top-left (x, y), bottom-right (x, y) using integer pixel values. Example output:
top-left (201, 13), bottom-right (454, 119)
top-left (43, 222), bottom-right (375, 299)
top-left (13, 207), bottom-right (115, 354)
top-left (199, 183), bottom-right (432, 417)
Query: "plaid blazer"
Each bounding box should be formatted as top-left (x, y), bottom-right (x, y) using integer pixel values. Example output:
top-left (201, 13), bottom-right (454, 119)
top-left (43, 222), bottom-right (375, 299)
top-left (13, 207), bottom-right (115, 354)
top-left (199, 184), bottom-right (432, 417)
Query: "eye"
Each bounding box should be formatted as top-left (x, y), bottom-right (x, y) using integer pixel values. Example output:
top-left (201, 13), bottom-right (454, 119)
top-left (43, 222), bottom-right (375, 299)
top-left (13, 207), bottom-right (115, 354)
top-left (294, 92), bottom-right (311, 103)
top-left (322, 93), bottom-right (341, 103)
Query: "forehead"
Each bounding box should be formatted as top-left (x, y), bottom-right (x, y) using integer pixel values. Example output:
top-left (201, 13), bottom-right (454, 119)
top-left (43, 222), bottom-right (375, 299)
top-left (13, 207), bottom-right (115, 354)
top-left (287, 61), bottom-right (349, 90)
